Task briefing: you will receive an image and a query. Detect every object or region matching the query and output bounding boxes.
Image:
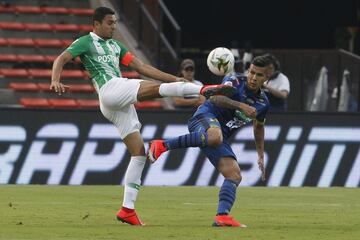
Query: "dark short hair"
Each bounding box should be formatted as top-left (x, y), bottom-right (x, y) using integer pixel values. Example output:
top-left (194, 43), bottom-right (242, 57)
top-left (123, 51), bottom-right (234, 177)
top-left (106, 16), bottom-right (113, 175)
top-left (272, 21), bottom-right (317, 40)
top-left (251, 55), bottom-right (272, 68)
top-left (262, 53), bottom-right (281, 71)
top-left (93, 7), bottom-right (115, 23)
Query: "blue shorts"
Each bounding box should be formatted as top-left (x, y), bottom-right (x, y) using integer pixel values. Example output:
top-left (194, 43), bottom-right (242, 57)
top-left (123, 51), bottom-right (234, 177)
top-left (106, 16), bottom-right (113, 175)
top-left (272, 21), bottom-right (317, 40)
top-left (188, 113), bottom-right (237, 168)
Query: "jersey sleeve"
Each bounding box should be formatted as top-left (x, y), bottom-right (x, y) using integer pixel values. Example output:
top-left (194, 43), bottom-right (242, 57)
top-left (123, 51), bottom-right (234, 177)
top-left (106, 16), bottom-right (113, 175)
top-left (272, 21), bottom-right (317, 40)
top-left (66, 36), bottom-right (89, 58)
top-left (114, 40), bottom-right (134, 66)
top-left (222, 74), bottom-right (240, 86)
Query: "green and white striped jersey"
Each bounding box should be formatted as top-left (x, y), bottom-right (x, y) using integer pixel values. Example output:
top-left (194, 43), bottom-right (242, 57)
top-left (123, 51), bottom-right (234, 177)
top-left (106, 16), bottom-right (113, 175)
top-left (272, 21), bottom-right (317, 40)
top-left (66, 32), bottom-right (133, 91)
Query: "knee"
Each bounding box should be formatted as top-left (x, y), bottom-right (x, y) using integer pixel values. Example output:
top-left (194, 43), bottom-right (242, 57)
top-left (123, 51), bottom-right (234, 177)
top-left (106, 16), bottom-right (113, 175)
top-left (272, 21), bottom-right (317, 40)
top-left (207, 129), bottom-right (223, 147)
top-left (228, 171), bottom-right (242, 186)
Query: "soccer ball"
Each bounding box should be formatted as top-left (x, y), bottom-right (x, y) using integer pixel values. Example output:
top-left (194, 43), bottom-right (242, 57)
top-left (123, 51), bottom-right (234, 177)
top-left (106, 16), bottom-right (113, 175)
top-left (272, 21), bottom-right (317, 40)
top-left (207, 47), bottom-right (235, 76)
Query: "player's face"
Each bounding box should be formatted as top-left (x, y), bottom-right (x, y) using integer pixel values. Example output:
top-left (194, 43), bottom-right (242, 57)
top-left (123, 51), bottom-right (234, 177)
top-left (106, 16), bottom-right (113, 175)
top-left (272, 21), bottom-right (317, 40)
top-left (97, 14), bottom-right (117, 39)
top-left (246, 64), bottom-right (269, 92)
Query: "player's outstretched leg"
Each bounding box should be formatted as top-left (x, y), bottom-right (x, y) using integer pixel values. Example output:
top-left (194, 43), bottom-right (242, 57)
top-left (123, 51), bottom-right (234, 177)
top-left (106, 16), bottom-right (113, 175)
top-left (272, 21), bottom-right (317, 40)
top-left (148, 140), bottom-right (168, 163)
top-left (158, 82), bottom-right (236, 99)
top-left (148, 131), bottom-right (208, 163)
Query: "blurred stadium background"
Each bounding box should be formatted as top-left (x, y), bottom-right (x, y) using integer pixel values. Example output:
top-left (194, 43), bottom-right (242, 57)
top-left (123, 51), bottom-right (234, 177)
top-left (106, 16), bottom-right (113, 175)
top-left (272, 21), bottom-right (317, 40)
top-left (0, 0), bottom-right (359, 239)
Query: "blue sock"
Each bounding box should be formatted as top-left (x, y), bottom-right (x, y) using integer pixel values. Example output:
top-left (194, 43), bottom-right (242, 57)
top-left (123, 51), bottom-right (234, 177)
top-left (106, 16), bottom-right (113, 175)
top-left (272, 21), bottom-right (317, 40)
top-left (217, 179), bottom-right (238, 215)
top-left (164, 131), bottom-right (208, 150)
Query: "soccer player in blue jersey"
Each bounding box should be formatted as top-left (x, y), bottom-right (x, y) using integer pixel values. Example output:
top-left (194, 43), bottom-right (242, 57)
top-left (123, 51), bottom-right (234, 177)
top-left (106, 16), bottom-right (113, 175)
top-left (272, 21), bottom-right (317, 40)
top-left (148, 55), bottom-right (271, 227)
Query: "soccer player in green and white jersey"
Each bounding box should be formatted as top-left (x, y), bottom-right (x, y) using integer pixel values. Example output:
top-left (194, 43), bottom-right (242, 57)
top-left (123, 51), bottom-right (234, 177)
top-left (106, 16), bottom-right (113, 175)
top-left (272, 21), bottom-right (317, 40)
top-left (51, 7), bottom-right (235, 226)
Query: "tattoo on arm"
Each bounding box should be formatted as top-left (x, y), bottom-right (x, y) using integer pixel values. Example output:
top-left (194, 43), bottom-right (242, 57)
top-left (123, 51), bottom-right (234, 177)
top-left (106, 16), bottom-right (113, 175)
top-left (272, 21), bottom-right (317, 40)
top-left (209, 95), bottom-right (239, 109)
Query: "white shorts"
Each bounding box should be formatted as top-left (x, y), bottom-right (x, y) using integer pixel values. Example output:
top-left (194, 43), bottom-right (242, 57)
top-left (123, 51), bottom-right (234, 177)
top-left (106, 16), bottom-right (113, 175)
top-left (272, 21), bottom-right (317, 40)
top-left (98, 77), bottom-right (143, 139)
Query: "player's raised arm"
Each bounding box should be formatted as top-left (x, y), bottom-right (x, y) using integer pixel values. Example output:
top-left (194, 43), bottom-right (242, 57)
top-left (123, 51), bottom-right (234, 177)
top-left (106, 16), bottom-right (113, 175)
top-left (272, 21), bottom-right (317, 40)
top-left (128, 56), bottom-right (184, 83)
top-left (253, 120), bottom-right (266, 181)
top-left (209, 95), bottom-right (257, 118)
top-left (50, 51), bottom-right (73, 95)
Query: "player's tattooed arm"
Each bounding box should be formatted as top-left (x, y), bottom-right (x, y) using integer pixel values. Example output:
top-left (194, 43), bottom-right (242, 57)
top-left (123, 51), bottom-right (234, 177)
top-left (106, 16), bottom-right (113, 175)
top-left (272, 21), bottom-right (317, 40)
top-left (209, 96), bottom-right (257, 118)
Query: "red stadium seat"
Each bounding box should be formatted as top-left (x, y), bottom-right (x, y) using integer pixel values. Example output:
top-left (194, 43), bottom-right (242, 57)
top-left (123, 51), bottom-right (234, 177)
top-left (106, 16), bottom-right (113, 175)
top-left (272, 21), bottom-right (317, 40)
top-left (28, 69), bottom-right (52, 78)
top-left (122, 71), bottom-right (141, 79)
top-left (48, 99), bottom-right (78, 108)
top-left (0, 68), bottom-right (28, 78)
top-left (17, 54), bottom-right (46, 62)
top-left (0, 22), bottom-right (26, 30)
top-left (9, 82), bottom-right (39, 91)
top-left (25, 23), bottom-right (52, 32)
top-left (41, 7), bottom-right (69, 15)
top-left (69, 8), bottom-right (94, 16)
top-left (62, 39), bottom-right (74, 47)
top-left (37, 83), bottom-right (52, 92)
top-left (0, 5), bottom-right (15, 13)
top-left (78, 25), bottom-right (93, 32)
top-left (62, 70), bottom-right (84, 79)
top-left (83, 71), bottom-right (91, 79)
top-left (20, 98), bottom-right (50, 108)
top-left (34, 38), bottom-right (63, 48)
top-left (14, 6), bottom-right (42, 14)
top-left (76, 99), bottom-right (99, 108)
top-left (68, 84), bottom-right (95, 93)
top-left (45, 55), bottom-right (57, 62)
top-left (135, 101), bottom-right (163, 109)
top-left (0, 54), bottom-right (17, 62)
top-left (0, 38), bottom-right (8, 46)
top-left (7, 38), bottom-right (35, 47)
top-left (52, 24), bottom-right (79, 32)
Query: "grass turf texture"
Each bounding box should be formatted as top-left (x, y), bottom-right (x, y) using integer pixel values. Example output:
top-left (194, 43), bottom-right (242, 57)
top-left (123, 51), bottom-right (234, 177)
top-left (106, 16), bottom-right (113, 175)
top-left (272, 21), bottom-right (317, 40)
top-left (0, 186), bottom-right (359, 240)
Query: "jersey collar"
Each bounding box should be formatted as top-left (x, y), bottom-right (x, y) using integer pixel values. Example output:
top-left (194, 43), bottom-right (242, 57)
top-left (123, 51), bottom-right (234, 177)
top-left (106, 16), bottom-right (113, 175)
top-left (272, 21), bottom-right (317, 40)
top-left (90, 32), bottom-right (106, 42)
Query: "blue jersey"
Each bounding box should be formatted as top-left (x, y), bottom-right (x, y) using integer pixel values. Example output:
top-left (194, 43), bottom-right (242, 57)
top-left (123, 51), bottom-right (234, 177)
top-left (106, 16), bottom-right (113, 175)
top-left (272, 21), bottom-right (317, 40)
top-left (193, 73), bottom-right (270, 138)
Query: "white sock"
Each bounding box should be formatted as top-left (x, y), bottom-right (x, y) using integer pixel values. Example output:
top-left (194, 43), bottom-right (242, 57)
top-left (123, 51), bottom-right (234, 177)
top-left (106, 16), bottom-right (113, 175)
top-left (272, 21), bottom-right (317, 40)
top-left (159, 82), bottom-right (202, 97)
top-left (122, 156), bottom-right (146, 209)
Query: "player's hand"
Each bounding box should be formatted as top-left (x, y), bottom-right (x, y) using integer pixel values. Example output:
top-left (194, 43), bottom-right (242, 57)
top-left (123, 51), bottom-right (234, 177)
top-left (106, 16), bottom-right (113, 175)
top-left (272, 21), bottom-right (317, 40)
top-left (175, 77), bottom-right (189, 82)
top-left (50, 82), bottom-right (70, 95)
top-left (257, 155), bottom-right (266, 181)
top-left (243, 105), bottom-right (257, 118)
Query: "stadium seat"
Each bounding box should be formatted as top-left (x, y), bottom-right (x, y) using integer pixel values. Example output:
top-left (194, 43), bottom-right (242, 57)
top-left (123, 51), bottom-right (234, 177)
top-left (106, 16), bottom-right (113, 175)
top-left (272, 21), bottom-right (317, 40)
top-left (62, 70), bottom-right (84, 79)
top-left (9, 82), bottom-right (39, 91)
top-left (0, 5), bottom-right (15, 13)
top-left (14, 6), bottom-right (42, 14)
top-left (0, 22), bottom-right (26, 31)
top-left (76, 99), bottom-right (99, 108)
top-left (20, 98), bottom-right (50, 108)
top-left (52, 24), bottom-right (79, 32)
top-left (0, 38), bottom-right (8, 46)
top-left (40, 7), bottom-right (69, 15)
top-left (37, 83), bottom-right (52, 92)
top-left (78, 25), bottom-right (93, 32)
top-left (69, 8), bottom-right (94, 16)
top-left (34, 38), bottom-right (63, 48)
top-left (25, 23), bottom-right (53, 32)
top-left (48, 99), bottom-right (78, 108)
top-left (62, 39), bottom-right (74, 47)
top-left (45, 55), bottom-right (57, 62)
top-left (28, 69), bottom-right (52, 78)
top-left (68, 84), bottom-right (95, 93)
top-left (135, 101), bottom-right (163, 109)
top-left (0, 68), bottom-right (28, 78)
top-left (0, 54), bottom-right (17, 62)
top-left (7, 38), bottom-right (35, 47)
top-left (17, 54), bottom-right (46, 62)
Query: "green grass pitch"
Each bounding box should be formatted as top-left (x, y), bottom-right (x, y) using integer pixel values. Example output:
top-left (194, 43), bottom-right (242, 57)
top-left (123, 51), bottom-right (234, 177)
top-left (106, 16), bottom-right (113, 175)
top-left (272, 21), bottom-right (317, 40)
top-left (0, 186), bottom-right (359, 240)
